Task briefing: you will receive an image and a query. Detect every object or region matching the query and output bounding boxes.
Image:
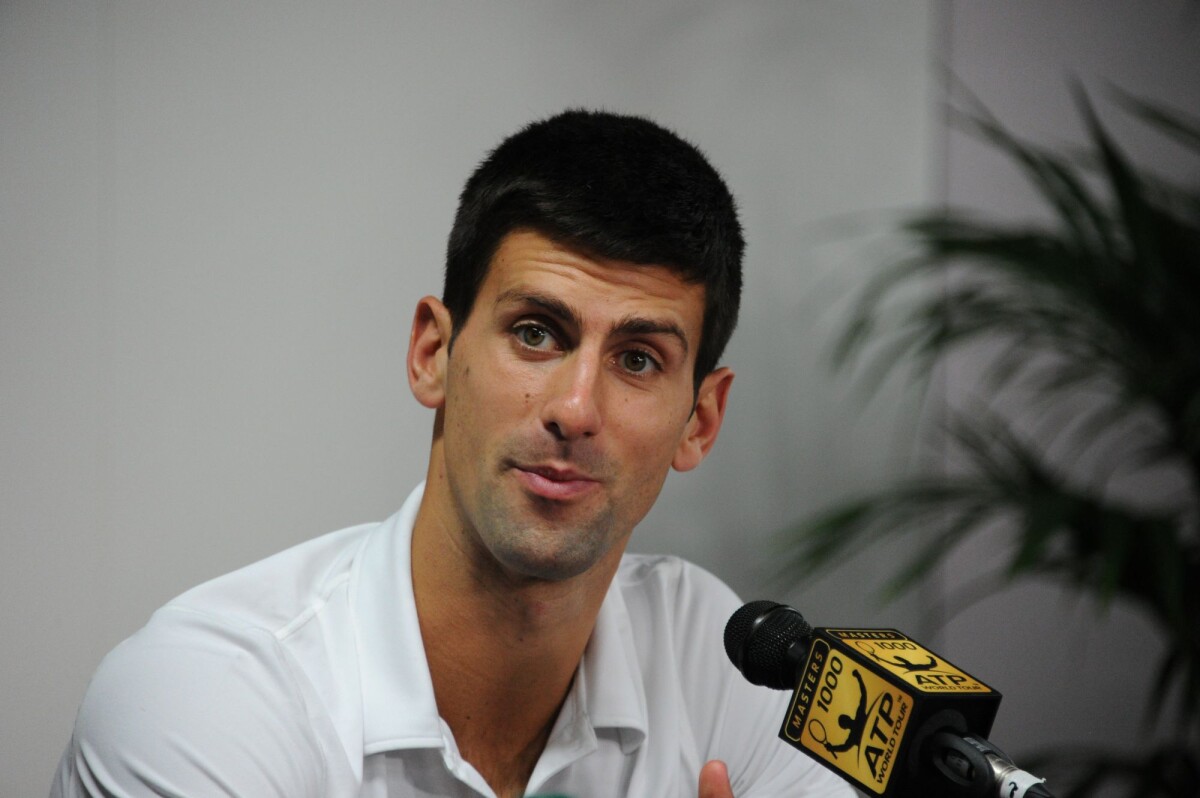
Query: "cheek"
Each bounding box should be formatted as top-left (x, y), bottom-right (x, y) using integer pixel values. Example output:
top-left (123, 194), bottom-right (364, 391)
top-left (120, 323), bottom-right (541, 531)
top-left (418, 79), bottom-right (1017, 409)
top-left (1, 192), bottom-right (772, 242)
top-left (611, 415), bottom-right (687, 526)
top-left (613, 401), bottom-right (691, 469)
top-left (446, 353), bottom-right (539, 435)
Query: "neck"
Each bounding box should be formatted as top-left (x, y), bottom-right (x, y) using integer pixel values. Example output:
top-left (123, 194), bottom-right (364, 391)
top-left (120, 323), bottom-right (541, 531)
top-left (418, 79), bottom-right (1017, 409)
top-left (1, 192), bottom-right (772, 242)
top-left (410, 458), bottom-right (621, 797)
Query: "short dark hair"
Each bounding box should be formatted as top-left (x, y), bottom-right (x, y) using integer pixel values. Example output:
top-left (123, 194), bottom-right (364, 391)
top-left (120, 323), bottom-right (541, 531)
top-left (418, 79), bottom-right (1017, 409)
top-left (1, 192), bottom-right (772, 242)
top-left (443, 109), bottom-right (743, 386)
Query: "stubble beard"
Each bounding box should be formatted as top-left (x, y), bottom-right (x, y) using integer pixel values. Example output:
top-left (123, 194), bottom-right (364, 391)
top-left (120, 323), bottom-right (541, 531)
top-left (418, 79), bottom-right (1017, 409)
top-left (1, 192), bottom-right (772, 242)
top-left (461, 438), bottom-right (623, 583)
top-left (473, 486), bottom-right (620, 582)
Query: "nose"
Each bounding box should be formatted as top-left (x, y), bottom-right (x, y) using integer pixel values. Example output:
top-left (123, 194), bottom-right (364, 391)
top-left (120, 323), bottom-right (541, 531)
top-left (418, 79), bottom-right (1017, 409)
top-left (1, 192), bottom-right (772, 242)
top-left (540, 350), bottom-right (603, 441)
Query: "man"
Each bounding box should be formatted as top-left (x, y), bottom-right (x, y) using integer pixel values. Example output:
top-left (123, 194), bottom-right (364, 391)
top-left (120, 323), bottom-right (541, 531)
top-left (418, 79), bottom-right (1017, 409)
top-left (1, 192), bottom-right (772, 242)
top-left (53, 111), bottom-right (853, 797)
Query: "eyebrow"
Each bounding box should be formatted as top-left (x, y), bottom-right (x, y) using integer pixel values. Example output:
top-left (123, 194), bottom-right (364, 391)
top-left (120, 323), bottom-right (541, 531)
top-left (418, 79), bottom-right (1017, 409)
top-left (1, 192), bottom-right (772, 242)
top-left (495, 289), bottom-right (690, 355)
top-left (496, 290), bottom-right (579, 328)
top-left (611, 315), bottom-right (690, 355)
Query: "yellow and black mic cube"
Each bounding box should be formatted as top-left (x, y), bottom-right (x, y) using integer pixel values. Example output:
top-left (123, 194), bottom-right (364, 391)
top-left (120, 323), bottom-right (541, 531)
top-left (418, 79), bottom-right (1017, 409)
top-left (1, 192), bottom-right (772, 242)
top-left (780, 628), bottom-right (1001, 797)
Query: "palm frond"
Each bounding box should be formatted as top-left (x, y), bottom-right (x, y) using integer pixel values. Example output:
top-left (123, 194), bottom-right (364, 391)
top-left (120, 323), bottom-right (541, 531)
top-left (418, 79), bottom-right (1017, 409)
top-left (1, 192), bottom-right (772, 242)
top-left (1110, 84), bottom-right (1200, 153)
top-left (785, 89), bottom-right (1200, 781)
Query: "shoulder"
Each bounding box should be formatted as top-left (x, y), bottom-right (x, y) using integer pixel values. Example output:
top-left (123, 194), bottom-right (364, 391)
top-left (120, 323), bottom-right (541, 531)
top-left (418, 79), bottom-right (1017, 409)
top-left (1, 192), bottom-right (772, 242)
top-left (58, 608), bottom-right (327, 795)
top-left (55, 522), bottom-right (382, 797)
top-left (616, 552), bottom-right (739, 609)
top-left (168, 521), bottom-right (378, 630)
top-left (612, 553), bottom-right (745, 719)
top-left (615, 552), bottom-right (742, 647)
top-left (614, 554), bottom-right (856, 797)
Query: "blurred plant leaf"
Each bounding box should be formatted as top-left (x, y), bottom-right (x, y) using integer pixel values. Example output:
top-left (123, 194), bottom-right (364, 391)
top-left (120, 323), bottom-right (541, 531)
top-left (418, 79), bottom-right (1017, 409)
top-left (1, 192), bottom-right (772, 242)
top-left (786, 87), bottom-right (1200, 793)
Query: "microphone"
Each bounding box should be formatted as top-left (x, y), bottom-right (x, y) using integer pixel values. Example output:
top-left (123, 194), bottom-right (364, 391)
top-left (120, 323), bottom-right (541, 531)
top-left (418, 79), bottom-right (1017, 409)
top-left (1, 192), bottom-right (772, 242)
top-left (724, 601), bottom-right (1055, 798)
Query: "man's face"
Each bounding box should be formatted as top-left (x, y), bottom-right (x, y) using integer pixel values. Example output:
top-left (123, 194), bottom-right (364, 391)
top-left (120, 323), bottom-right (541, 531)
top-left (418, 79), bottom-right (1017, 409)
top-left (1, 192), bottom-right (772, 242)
top-left (425, 229), bottom-right (728, 583)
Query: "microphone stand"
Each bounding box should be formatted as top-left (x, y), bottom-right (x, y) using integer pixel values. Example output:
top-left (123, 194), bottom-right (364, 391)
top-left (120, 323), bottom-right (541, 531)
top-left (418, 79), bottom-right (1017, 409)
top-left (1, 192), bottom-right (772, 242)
top-left (924, 731), bottom-right (1055, 798)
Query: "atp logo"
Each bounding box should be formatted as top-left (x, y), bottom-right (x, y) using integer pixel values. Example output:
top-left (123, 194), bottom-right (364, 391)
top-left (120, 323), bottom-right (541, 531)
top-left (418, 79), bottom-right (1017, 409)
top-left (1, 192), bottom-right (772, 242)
top-left (852, 639), bottom-right (986, 691)
top-left (854, 640), bottom-right (939, 673)
top-left (803, 654), bottom-right (910, 787)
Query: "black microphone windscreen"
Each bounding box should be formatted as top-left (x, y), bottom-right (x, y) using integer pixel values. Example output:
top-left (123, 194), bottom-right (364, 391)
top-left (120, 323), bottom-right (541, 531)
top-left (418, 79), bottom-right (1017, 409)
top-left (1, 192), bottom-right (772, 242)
top-left (724, 601), bottom-right (813, 689)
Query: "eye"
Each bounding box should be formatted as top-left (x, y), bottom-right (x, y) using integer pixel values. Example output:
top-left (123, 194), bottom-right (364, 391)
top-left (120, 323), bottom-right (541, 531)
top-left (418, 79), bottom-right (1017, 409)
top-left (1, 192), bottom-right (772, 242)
top-left (618, 349), bottom-right (659, 374)
top-left (514, 322), bottom-right (556, 350)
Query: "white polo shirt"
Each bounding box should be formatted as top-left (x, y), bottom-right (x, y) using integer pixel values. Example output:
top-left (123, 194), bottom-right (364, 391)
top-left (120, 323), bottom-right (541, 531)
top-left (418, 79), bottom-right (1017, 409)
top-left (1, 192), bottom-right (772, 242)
top-left (53, 485), bottom-right (854, 797)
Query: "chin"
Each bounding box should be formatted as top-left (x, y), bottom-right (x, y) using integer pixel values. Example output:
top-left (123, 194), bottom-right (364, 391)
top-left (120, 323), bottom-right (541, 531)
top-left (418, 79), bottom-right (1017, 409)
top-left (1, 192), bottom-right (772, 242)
top-left (492, 536), bottom-right (610, 583)
top-left (500, 552), bottom-right (596, 583)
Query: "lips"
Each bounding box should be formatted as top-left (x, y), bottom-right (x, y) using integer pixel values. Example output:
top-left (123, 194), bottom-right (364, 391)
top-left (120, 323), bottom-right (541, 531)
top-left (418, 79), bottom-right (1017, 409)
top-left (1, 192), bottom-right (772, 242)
top-left (512, 463), bottom-right (600, 501)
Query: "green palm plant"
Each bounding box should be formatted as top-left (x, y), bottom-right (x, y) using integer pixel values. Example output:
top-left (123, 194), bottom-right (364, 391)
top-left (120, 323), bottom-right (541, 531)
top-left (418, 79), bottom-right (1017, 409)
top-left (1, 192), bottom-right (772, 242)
top-left (784, 88), bottom-right (1200, 797)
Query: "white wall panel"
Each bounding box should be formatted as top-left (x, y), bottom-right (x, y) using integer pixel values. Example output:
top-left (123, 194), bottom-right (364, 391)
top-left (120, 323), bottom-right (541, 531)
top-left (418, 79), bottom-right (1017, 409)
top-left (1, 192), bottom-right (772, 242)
top-left (1, 2), bottom-right (934, 792)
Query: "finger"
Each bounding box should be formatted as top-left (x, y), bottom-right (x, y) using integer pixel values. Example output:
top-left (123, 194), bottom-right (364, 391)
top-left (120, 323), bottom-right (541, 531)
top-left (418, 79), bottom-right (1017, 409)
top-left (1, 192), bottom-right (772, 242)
top-left (698, 759), bottom-right (734, 798)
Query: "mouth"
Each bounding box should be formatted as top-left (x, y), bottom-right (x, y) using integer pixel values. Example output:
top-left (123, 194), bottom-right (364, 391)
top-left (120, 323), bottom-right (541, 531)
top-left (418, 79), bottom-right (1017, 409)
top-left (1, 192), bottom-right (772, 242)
top-left (511, 462), bottom-right (601, 501)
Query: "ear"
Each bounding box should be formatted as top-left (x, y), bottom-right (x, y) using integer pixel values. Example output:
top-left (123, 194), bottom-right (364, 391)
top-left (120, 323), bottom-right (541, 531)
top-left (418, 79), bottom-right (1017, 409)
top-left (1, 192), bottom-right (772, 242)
top-left (672, 367), bottom-right (734, 472)
top-left (407, 296), bottom-right (454, 409)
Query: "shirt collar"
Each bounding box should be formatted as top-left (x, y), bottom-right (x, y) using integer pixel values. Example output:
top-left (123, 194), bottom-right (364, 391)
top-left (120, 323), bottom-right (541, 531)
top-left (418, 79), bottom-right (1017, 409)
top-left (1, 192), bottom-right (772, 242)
top-left (353, 484), bottom-right (443, 753)
top-left (351, 483), bottom-right (649, 754)
top-left (577, 573), bottom-right (649, 753)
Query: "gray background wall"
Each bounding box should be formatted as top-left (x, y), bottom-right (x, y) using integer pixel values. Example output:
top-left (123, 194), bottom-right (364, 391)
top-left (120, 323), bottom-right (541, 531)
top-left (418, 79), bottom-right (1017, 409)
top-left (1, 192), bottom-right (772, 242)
top-left (1, 2), bottom-right (1195, 795)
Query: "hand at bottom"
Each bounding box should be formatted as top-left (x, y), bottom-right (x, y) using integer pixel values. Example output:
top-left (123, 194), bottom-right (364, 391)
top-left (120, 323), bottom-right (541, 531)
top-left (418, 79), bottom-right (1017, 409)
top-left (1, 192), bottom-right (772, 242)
top-left (698, 760), bottom-right (735, 798)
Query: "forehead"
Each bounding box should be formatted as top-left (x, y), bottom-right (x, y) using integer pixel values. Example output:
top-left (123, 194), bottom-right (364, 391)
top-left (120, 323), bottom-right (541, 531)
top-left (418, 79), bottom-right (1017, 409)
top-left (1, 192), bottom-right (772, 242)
top-left (480, 229), bottom-right (706, 338)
